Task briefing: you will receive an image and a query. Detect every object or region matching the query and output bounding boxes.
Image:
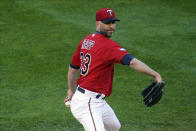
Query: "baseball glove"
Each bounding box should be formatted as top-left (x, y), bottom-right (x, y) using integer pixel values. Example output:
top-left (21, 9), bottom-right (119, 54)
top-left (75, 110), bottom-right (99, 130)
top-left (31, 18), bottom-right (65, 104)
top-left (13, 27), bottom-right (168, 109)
top-left (141, 81), bottom-right (164, 107)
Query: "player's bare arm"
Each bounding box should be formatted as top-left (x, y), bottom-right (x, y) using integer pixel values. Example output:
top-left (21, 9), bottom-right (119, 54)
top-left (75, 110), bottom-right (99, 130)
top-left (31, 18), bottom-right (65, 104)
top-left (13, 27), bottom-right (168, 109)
top-left (64, 66), bottom-right (79, 103)
top-left (129, 58), bottom-right (162, 83)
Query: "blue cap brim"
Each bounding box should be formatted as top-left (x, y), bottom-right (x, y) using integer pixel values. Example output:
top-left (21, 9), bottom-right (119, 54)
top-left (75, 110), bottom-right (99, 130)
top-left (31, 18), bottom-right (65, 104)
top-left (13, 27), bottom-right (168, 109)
top-left (102, 17), bottom-right (120, 23)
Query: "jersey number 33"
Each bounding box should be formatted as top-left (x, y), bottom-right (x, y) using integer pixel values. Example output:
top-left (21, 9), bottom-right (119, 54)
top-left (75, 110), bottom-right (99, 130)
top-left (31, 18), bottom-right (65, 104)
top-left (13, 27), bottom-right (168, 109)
top-left (80, 52), bottom-right (91, 76)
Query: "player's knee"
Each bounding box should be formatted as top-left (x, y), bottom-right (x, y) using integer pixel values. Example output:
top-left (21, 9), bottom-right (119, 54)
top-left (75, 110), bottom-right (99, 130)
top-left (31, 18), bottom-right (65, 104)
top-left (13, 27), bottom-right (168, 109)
top-left (116, 122), bottom-right (121, 130)
top-left (105, 121), bottom-right (121, 131)
top-left (113, 121), bottom-right (121, 131)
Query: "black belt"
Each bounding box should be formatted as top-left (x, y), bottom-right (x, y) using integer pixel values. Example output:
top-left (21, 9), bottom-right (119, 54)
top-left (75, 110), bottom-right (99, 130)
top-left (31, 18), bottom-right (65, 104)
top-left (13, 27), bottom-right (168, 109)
top-left (77, 86), bottom-right (105, 99)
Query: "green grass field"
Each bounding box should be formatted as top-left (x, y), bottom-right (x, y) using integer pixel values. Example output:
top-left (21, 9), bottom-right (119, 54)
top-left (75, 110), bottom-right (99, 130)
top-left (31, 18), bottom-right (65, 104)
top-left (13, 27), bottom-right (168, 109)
top-left (1, 0), bottom-right (196, 130)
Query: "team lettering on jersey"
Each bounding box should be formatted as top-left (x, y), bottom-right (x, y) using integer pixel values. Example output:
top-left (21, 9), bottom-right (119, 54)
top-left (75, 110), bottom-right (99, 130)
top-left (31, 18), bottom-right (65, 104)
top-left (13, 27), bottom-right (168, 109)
top-left (81, 39), bottom-right (95, 50)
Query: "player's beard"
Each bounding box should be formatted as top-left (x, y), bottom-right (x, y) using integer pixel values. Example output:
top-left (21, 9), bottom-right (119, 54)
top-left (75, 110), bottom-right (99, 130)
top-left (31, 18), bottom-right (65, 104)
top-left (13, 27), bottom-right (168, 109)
top-left (100, 28), bottom-right (115, 38)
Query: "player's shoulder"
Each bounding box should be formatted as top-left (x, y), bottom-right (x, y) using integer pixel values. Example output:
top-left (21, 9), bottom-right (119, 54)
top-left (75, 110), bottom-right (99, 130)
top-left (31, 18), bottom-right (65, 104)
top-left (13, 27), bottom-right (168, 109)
top-left (78, 33), bottom-right (92, 44)
top-left (79, 33), bottom-right (120, 47)
top-left (79, 33), bottom-right (97, 42)
top-left (104, 37), bottom-right (121, 48)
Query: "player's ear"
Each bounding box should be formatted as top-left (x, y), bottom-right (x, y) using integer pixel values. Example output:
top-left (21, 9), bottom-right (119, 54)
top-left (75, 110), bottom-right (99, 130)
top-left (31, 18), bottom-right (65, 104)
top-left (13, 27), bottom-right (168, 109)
top-left (96, 21), bottom-right (100, 26)
top-left (96, 21), bottom-right (101, 31)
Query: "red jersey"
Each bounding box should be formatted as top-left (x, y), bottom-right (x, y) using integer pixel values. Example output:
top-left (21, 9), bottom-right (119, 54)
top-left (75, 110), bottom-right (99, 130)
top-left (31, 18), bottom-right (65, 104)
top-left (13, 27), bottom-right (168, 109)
top-left (71, 32), bottom-right (129, 96)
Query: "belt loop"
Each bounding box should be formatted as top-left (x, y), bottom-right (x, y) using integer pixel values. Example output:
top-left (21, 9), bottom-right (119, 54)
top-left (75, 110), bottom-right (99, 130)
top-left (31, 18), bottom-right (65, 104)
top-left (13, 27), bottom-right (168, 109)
top-left (77, 86), bottom-right (85, 94)
top-left (96, 94), bottom-right (101, 99)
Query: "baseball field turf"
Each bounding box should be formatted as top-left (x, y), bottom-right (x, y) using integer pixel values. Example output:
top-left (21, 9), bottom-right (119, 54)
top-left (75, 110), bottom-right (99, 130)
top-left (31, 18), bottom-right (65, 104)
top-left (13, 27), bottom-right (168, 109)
top-left (0, 0), bottom-right (196, 130)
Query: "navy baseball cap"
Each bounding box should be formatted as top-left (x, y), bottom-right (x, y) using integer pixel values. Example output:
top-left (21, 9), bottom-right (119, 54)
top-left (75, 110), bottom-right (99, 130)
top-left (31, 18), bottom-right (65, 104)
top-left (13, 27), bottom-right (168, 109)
top-left (96, 8), bottom-right (120, 23)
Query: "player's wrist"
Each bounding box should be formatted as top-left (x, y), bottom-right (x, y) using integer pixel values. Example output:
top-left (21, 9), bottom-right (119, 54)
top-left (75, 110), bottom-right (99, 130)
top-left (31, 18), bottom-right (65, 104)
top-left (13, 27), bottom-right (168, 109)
top-left (153, 73), bottom-right (162, 83)
top-left (68, 87), bottom-right (75, 91)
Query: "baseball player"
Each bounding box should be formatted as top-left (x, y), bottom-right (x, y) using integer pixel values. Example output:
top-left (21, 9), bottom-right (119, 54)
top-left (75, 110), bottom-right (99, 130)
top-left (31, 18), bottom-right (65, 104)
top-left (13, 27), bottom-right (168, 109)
top-left (64, 8), bottom-right (163, 131)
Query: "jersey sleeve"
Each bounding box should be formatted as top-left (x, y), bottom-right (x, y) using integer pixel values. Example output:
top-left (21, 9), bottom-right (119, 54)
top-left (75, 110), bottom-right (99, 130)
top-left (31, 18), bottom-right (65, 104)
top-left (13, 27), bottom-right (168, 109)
top-left (104, 42), bottom-right (129, 64)
top-left (71, 43), bottom-right (81, 68)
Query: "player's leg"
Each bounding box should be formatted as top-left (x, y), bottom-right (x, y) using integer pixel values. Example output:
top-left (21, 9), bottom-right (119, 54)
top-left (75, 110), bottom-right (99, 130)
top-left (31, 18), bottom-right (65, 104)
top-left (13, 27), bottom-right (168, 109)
top-left (71, 91), bottom-right (105, 131)
top-left (79, 109), bottom-right (105, 131)
top-left (102, 102), bottom-right (121, 131)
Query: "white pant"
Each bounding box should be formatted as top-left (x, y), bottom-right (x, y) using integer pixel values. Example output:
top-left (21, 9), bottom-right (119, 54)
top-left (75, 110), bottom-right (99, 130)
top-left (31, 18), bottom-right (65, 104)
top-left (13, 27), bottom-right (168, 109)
top-left (70, 88), bottom-right (121, 131)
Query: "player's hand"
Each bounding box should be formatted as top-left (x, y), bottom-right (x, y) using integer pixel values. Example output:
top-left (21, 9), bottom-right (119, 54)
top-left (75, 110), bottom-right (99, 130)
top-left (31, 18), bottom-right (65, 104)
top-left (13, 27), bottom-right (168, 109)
top-left (64, 88), bottom-right (75, 103)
